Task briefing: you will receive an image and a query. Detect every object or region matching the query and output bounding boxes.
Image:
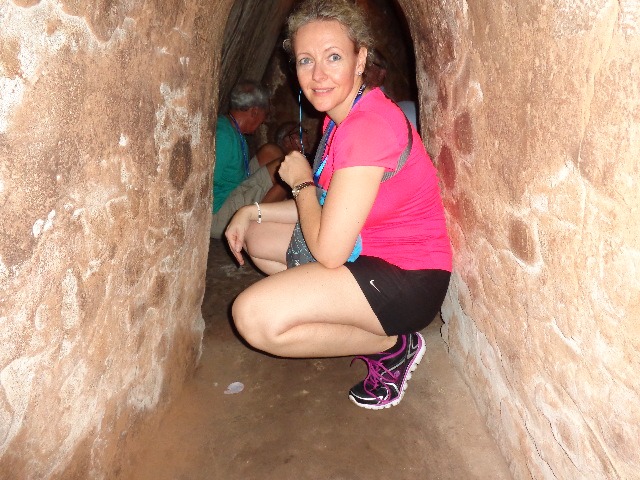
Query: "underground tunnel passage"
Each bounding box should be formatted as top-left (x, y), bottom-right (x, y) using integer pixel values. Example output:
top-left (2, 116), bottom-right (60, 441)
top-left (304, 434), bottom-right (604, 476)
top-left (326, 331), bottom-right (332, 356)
top-left (1, 0), bottom-right (639, 478)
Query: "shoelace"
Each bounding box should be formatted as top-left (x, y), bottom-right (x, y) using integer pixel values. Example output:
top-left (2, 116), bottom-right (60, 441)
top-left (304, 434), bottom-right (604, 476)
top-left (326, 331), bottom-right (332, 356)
top-left (351, 356), bottom-right (400, 397)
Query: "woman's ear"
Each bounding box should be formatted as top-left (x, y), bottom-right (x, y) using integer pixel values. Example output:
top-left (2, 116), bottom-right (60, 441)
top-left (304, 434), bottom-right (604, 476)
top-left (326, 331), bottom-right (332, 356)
top-left (357, 47), bottom-right (368, 74)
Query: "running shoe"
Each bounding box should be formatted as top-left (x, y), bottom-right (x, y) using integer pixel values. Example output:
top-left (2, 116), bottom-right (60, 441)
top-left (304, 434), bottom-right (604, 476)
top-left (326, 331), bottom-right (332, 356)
top-left (348, 332), bottom-right (426, 409)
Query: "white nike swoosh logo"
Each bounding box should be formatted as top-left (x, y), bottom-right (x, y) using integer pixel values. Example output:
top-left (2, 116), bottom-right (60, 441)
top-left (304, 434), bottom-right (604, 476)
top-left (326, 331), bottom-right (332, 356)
top-left (406, 336), bottom-right (420, 360)
top-left (369, 279), bottom-right (381, 293)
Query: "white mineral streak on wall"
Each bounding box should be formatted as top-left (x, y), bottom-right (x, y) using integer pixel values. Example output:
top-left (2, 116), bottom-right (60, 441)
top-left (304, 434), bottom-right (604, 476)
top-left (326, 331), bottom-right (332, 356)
top-left (127, 362), bottom-right (164, 410)
top-left (441, 273), bottom-right (513, 404)
top-left (32, 220), bottom-right (45, 238)
top-left (0, 77), bottom-right (25, 134)
top-left (0, 0), bottom-right (131, 135)
top-left (32, 210), bottom-right (57, 238)
top-left (460, 0), bottom-right (468, 20)
top-left (530, 194), bottom-right (549, 212)
top-left (43, 209), bottom-right (55, 233)
top-left (61, 269), bottom-right (80, 330)
top-left (125, 307), bottom-right (165, 411)
top-left (587, 243), bottom-right (628, 319)
top-left (120, 162), bottom-right (132, 188)
top-left (2, 0), bottom-right (130, 74)
top-left (17, 43), bottom-right (39, 79)
top-left (550, 318), bottom-right (582, 354)
top-left (50, 361), bottom-right (99, 474)
top-left (0, 355), bottom-right (41, 457)
top-left (154, 83), bottom-right (203, 152)
top-left (531, 162), bottom-right (587, 234)
top-left (621, 0), bottom-right (640, 34)
top-left (0, 259), bottom-right (9, 283)
top-left (552, 0), bottom-right (616, 37)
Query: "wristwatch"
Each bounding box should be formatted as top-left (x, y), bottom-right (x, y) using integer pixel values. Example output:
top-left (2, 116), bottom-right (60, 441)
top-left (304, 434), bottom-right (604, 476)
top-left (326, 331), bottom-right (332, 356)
top-left (292, 181), bottom-right (315, 199)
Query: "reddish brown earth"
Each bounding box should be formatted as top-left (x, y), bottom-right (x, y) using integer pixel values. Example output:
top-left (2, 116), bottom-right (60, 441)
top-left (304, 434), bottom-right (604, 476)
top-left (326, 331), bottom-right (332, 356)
top-left (120, 240), bottom-right (512, 479)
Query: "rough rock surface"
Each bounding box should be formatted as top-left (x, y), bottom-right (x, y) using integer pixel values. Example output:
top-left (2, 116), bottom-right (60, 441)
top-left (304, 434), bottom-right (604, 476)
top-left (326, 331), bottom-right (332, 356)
top-left (406, 0), bottom-right (640, 478)
top-left (0, 0), bottom-right (229, 477)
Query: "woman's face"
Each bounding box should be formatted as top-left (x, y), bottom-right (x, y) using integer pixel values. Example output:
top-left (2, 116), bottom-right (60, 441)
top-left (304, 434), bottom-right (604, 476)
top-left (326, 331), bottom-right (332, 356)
top-left (293, 20), bottom-right (367, 124)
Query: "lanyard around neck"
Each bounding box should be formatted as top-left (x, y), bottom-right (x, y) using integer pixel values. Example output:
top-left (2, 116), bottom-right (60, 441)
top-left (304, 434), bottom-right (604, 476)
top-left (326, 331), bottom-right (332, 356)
top-left (228, 113), bottom-right (250, 178)
top-left (313, 84), bottom-right (366, 184)
top-left (298, 89), bottom-right (306, 156)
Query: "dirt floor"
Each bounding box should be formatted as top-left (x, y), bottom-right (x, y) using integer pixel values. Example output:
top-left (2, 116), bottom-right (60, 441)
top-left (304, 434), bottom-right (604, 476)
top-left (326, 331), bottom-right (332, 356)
top-left (121, 239), bottom-right (513, 480)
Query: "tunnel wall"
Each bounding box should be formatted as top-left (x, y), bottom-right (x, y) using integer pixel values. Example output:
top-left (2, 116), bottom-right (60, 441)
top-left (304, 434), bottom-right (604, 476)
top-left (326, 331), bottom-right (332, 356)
top-left (0, 0), bottom-right (230, 477)
top-left (403, 0), bottom-right (640, 478)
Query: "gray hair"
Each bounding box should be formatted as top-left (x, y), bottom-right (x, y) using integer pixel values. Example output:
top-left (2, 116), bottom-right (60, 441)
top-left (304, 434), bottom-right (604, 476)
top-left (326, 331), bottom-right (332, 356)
top-left (275, 121), bottom-right (299, 146)
top-left (229, 80), bottom-right (270, 111)
top-left (283, 0), bottom-right (374, 61)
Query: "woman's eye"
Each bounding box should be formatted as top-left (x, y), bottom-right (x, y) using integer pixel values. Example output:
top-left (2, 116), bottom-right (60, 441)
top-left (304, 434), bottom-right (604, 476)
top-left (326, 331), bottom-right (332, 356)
top-left (297, 57), bottom-right (312, 66)
top-left (329, 53), bottom-right (341, 62)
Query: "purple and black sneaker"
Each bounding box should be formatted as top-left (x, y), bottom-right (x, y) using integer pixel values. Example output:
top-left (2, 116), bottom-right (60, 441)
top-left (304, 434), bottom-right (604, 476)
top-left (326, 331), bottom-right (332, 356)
top-left (349, 332), bottom-right (426, 410)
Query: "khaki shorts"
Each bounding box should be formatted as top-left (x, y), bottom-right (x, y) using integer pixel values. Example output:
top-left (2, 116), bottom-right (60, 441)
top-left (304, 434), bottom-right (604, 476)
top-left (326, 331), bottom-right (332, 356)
top-left (210, 156), bottom-right (272, 239)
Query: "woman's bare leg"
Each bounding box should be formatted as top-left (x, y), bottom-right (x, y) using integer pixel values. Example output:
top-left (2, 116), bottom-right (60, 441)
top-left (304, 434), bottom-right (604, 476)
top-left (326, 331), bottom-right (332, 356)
top-left (242, 221), bottom-right (294, 275)
top-left (232, 262), bottom-right (396, 358)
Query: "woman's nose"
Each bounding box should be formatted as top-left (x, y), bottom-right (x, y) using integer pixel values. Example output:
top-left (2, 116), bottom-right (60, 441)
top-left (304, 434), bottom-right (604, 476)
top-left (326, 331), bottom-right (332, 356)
top-left (311, 63), bottom-right (327, 82)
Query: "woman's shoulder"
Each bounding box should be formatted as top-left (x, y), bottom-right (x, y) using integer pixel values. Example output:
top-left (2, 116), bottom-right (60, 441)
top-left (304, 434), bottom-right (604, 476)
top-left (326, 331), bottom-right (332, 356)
top-left (341, 89), bottom-right (407, 141)
top-left (363, 87), bottom-right (401, 112)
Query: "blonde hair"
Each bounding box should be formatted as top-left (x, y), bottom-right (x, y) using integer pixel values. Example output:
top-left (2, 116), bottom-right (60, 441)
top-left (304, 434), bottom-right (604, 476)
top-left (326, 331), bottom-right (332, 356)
top-left (283, 0), bottom-right (374, 59)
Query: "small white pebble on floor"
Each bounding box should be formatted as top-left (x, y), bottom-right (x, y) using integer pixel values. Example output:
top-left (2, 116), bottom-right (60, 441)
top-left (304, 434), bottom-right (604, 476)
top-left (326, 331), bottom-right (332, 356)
top-left (224, 382), bottom-right (244, 394)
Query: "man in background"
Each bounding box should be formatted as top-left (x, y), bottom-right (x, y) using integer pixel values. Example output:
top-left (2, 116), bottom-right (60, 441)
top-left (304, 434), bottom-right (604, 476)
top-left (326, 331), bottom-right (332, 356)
top-left (211, 80), bottom-right (286, 239)
top-left (275, 121), bottom-right (311, 156)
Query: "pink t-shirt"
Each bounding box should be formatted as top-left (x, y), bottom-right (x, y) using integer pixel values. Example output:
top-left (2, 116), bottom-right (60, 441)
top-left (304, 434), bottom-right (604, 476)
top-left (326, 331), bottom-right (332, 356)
top-left (316, 88), bottom-right (452, 271)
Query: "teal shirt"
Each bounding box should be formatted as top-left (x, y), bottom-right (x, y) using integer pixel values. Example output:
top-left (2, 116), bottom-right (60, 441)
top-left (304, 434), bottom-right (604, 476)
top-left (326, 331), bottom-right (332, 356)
top-left (213, 116), bottom-right (248, 213)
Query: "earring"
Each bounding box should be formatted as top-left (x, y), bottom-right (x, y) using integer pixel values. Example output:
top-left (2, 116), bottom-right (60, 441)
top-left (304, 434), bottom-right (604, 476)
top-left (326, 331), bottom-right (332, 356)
top-left (357, 70), bottom-right (362, 76)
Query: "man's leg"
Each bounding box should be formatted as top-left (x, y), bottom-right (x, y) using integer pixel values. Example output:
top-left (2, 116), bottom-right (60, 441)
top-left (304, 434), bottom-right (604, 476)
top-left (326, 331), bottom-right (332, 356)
top-left (210, 144), bottom-right (290, 239)
top-left (210, 163), bottom-right (276, 239)
top-left (252, 144), bottom-right (288, 203)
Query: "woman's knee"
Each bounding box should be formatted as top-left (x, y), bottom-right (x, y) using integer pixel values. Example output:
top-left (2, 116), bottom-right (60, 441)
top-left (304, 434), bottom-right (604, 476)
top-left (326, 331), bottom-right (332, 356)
top-left (232, 289), bottom-right (276, 351)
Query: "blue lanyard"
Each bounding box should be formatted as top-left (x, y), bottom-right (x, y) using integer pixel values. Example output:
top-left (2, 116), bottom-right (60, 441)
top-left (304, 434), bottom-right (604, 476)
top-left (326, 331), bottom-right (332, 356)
top-left (313, 84), bottom-right (366, 184)
top-left (298, 89), bottom-right (306, 156)
top-left (228, 114), bottom-right (250, 178)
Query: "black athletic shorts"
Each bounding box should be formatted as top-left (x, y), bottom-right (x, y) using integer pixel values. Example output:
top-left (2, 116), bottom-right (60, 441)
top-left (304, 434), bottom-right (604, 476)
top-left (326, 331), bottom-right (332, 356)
top-left (345, 255), bottom-right (451, 336)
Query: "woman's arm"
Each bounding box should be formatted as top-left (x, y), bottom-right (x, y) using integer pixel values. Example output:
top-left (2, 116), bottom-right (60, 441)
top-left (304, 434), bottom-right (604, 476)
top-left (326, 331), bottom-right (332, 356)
top-left (279, 148), bottom-right (384, 269)
top-left (225, 199), bottom-right (298, 265)
top-left (256, 198), bottom-right (299, 223)
top-left (297, 165), bottom-right (384, 268)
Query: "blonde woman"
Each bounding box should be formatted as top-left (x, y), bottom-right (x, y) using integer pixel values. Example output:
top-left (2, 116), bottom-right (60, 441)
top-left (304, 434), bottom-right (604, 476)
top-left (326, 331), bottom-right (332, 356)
top-left (225, 0), bottom-right (452, 409)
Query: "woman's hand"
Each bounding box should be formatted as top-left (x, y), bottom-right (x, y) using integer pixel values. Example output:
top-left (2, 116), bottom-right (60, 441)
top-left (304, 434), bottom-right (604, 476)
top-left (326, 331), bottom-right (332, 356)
top-left (224, 205), bottom-right (253, 266)
top-left (278, 151), bottom-right (313, 188)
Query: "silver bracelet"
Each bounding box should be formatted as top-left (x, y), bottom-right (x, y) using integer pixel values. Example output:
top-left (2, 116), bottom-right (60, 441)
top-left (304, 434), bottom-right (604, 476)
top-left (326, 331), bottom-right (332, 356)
top-left (254, 202), bottom-right (262, 224)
